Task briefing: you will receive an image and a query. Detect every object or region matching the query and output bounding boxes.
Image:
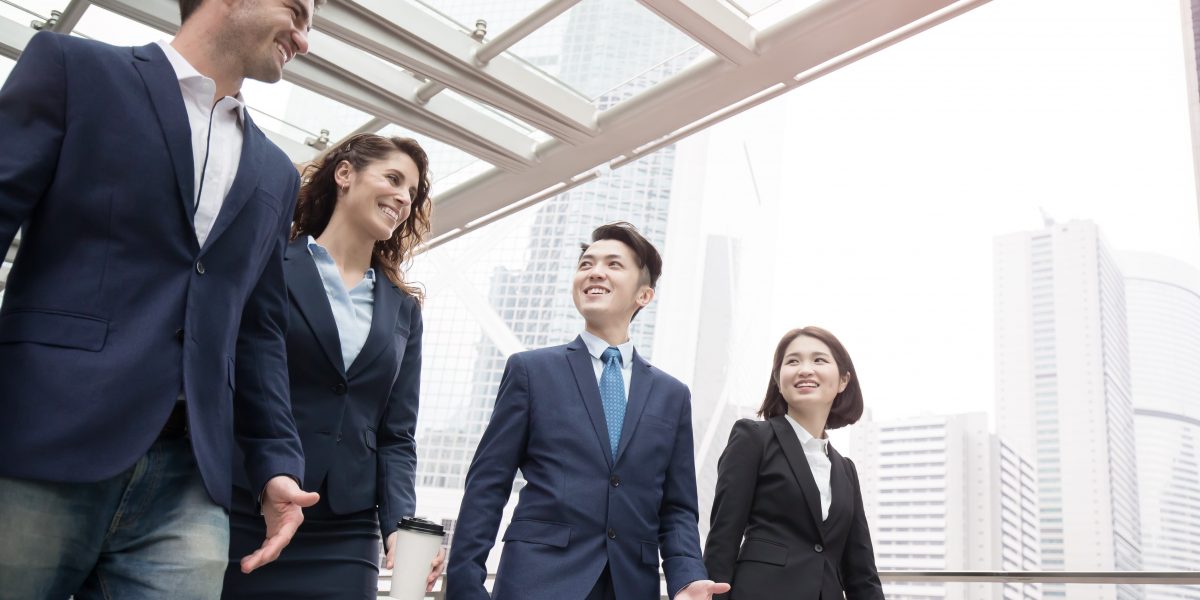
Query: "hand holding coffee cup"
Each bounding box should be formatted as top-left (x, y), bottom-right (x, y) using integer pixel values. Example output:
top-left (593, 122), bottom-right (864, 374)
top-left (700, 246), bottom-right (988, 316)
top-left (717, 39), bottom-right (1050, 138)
top-left (388, 517), bottom-right (446, 599)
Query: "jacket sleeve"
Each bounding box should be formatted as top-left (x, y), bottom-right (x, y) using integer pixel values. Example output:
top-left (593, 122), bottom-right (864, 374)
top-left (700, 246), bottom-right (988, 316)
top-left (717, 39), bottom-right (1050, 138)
top-left (841, 458), bottom-right (884, 600)
top-left (658, 385), bottom-right (709, 597)
top-left (0, 31), bottom-right (67, 253)
top-left (703, 419), bottom-right (764, 600)
top-left (233, 173), bottom-right (305, 495)
top-left (377, 298), bottom-right (422, 540)
top-left (445, 352), bottom-right (531, 600)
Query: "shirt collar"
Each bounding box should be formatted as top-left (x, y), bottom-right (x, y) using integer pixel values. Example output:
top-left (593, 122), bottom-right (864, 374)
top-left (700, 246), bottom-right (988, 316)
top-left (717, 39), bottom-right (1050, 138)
top-left (580, 330), bottom-right (634, 367)
top-left (785, 413), bottom-right (830, 455)
top-left (306, 236), bottom-right (376, 282)
top-left (155, 40), bottom-right (246, 125)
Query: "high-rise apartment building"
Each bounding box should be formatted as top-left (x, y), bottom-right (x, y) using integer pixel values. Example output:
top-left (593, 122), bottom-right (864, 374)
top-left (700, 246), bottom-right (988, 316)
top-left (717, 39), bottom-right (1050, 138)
top-left (852, 412), bottom-right (1041, 600)
top-left (1121, 252), bottom-right (1200, 600)
top-left (994, 220), bottom-right (1142, 600)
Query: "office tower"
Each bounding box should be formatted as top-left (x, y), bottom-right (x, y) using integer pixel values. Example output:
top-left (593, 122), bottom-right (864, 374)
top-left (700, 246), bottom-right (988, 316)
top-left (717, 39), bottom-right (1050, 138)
top-left (852, 412), bottom-right (1041, 600)
top-left (408, 0), bottom-right (700, 528)
top-left (1121, 252), bottom-right (1200, 600)
top-left (994, 220), bottom-right (1142, 600)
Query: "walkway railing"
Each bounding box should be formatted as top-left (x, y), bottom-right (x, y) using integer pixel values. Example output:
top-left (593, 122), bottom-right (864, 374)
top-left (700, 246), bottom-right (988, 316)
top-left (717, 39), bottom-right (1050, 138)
top-left (380, 571), bottom-right (1200, 598)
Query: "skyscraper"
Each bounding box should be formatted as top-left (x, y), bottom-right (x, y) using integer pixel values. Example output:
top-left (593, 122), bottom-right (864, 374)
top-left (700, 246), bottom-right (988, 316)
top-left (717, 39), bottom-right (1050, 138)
top-left (852, 412), bottom-right (1041, 600)
top-left (407, 0), bottom-right (701, 532)
top-left (1120, 251), bottom-right (1200, 600)
top-left (993, 220), bottom-right (1142, 600)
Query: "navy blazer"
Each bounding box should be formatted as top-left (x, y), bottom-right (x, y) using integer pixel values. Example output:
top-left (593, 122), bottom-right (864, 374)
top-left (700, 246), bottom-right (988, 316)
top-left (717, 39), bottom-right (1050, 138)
top-left (0, 33), bottom-right (303, 508)
top-left (703, 417), bottom-right (884, 600)
top-left (447, 337), bottom-right (709, 600)
top-left (234, 240), bottom-right (422, 538)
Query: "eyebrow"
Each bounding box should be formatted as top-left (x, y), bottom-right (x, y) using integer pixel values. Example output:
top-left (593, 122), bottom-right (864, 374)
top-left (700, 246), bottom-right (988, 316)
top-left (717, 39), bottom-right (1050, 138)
top-left (784, 351), bottom-right (832, 359)
top-left (579, 253), bottom-right (626, 263)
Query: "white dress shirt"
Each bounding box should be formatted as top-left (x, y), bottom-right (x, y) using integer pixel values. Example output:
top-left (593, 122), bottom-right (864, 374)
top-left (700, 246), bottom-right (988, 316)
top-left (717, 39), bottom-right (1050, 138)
top-left (784, 413), bottom-right (832, 521)
top-left (579, 330), bottom-right (633, 397)
top-left (156, 41), bottom-right (245, 247)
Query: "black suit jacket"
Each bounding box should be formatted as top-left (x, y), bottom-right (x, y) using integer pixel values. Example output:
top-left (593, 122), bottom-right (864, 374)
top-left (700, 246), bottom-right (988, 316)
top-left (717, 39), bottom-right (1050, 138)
top-left (234, 240), bottom-right (422, 538)
top-left (704, 417), bottom-right (883, 600)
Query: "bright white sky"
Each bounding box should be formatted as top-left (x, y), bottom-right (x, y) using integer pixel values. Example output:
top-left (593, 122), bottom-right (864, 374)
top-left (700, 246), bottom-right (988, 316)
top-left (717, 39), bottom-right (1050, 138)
top-left (737, 0), bottom-right (1200, 422)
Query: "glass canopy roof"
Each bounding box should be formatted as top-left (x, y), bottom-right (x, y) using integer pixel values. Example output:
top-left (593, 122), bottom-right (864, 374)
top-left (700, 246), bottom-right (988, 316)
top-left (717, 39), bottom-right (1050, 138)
top-left (0, 0), bottom-right (990, 246)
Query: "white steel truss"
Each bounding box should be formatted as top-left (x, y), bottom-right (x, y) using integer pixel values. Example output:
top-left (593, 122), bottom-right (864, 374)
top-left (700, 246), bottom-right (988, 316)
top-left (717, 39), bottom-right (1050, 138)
top-left (0, 0), bottom-right (994, 253)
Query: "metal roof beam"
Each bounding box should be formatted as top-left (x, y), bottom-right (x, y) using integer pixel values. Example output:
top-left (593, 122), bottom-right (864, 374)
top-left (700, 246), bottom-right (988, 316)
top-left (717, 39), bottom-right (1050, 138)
top-left (0, 16), bottom-right (33, 61)
top-left (50, 0), bottom-right (92, 34)
top-left (636, 0), bottom-right (758, 64)
top-left (427, 0), bottom-right (995, 243)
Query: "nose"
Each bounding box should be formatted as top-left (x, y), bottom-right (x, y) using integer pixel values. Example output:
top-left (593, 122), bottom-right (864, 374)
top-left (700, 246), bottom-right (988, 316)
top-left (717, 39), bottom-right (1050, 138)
top-left (292, 29), bottom-right (310, 56)
top-left (395, 188), bottom-right (412, 206)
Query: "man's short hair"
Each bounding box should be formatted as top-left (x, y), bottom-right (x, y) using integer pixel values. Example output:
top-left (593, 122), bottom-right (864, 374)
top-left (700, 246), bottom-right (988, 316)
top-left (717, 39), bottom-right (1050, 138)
top-left (180, 0), bottom-right (327, 23)
top-left (580, 222), bottom-right (663, 289)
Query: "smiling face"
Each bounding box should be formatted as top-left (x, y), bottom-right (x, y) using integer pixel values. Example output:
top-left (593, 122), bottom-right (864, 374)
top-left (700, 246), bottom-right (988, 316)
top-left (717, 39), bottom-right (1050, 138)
top-left (572, 239), bottom-right (654, 330)
top-left (777, 334), bottom-right (850, 419)
top-left (333, 151), bottom-right (420, 242)
top-left (223, 0), bottom-right (313, 83)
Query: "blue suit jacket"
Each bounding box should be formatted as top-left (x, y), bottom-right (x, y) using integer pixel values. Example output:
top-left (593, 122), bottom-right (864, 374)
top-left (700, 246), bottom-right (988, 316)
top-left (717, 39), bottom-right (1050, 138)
top-left (0, 32), bottom-right (304, 508)
top-left (447, 337), bottom-right (708, 600)
top-left (233, 240), bottom-right (422, 538)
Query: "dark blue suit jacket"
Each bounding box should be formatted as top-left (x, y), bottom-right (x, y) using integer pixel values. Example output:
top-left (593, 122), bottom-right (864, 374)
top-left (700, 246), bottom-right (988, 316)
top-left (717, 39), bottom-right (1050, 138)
top-left (233, 240), bottom-right (422, 538)
top-left (447, 337), bottom-right (708, 600)
top-left (0, 32), bottom-right (304, 508)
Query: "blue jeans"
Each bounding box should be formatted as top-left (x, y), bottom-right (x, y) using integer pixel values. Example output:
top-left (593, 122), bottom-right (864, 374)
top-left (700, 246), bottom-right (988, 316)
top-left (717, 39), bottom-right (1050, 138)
top-left (0, 437), bottom-right (229, 599)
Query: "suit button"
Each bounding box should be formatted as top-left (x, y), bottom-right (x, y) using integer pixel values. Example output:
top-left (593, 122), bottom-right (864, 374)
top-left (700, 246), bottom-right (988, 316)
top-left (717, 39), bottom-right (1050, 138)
top-left (194, 260), bottom-right (206, 275)
top-left (331, 383), bottom-right (347, 395)
top-left (610, 475), bottom-right (621, 487)
top-left (336, 433), bottom-right (342, 443)
top-left (174, 328), bottom-right (184, 342)
top-left (814, 544), bottom-right (824, 553)
top-left (607, 528), bottom-right (617, 540)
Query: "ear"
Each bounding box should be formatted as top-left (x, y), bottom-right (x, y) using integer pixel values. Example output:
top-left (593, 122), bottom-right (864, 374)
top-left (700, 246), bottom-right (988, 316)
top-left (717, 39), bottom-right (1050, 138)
top-left (636, 286), bottom-right (655, 309)
top-left (838, 371), bottom-right (851, 394)
top-left (333, 160), bottom-right (353, 191)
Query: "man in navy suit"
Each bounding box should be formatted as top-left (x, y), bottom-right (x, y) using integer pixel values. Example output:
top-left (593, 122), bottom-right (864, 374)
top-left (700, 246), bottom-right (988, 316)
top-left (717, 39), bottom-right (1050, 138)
top-left (0, 1), bottom-right (322, 597)
top-left (447, 223), bottom-right (730, 600)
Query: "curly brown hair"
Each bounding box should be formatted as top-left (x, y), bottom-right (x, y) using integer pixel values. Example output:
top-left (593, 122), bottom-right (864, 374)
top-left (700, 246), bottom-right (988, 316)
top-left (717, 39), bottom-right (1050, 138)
top-left (292, 133), bottom-right (432, 301)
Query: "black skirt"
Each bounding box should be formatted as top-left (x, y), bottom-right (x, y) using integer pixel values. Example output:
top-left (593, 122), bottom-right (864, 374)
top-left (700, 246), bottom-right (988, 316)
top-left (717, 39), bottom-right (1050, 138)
top-left (221, 485), bottom-right (381, 600)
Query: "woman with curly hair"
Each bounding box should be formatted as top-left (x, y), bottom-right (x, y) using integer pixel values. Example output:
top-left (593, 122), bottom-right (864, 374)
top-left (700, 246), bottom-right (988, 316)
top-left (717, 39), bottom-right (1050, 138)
top-left (223, 133), bottom-right (442, 599)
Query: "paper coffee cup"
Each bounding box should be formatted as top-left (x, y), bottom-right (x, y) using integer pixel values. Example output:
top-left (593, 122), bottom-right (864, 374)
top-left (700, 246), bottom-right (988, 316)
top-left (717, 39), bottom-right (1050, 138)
top-left (388, 517), bottom-right (445, 600)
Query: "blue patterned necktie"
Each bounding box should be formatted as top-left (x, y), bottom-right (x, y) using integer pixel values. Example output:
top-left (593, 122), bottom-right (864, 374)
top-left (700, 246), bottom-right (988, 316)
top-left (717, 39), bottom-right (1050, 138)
top-left (600, 346), bottom-right (626, 461)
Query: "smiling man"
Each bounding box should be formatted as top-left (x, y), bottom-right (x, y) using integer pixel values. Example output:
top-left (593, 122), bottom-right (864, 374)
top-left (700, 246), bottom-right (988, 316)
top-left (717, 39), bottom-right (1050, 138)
top-left (0, 1), bottom-right (324, 598)
top-left (447, 222), bottom-right (730, 600)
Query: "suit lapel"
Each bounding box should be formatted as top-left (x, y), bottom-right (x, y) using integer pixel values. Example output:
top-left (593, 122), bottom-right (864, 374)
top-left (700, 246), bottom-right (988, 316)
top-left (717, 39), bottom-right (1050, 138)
top-left (201, 117), bottom-right (263, 251)
top-left (566, 337), bottom-right (613, 467)
top-left (131, 43), bottom-right (196, 231)
top-left (285, 241), bottom-right (345, 375)
top-left (614, 351), bottom-right (653, 464)
top-left (347, 273), bottom-right (401, 379)
top-left (770, 416), bottom-right (826, 539)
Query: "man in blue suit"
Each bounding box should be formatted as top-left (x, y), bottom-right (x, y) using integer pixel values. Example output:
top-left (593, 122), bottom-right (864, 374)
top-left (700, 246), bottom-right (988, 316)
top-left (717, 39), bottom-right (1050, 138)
top-left (447, 223), bottom-right (730, 600)
top-left (0, 1), bottom-right (322, 597)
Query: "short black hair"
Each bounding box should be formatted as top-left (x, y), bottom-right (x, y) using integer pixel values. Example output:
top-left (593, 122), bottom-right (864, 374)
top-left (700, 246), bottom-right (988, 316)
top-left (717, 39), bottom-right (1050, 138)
top-left (580, 222), bottom-right (662, 289)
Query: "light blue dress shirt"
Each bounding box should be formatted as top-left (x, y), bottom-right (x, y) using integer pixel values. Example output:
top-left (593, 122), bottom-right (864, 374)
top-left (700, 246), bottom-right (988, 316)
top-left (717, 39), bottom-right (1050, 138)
top-left (580, 330), bottom-right (633, 397)
top-left (306, 236), bottom-right (375, 370)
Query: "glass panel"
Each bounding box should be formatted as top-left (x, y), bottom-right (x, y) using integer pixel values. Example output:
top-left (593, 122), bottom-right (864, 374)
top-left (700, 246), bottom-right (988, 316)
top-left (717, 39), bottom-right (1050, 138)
top-left (506, 0), bottom-right (703, 101)
top-left (242, 79), bottom-right (371, 147)
top-left (72, 6), bottom-right (167, 45)
top-left (0, 55), bottom-right (14, 84)
top-left (0, 0), bottom-right (64, 28)
top-left (377, 123), bottom-right (493, 187)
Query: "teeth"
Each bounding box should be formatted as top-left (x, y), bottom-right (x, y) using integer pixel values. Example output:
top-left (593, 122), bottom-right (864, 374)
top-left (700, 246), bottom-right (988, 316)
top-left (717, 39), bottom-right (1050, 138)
top-left (380, 206), bottom-right (398, 221)
top-left (585, 288), bottom-right (608, 295)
